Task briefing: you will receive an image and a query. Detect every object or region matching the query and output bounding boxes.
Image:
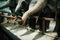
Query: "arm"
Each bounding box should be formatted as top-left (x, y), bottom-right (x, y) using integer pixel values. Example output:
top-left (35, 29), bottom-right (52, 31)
top-left (22, 0), bottom-right (45, 22)
top-left (15, 0), bottom-right (24, 12)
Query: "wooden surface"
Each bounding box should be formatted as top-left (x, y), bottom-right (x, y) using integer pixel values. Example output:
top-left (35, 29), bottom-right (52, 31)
top-left (6, 24), bottom-right (57, 40)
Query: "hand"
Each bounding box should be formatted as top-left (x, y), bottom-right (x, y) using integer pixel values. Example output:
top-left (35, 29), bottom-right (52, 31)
top-left (17, 19), bottom-right (25, 25)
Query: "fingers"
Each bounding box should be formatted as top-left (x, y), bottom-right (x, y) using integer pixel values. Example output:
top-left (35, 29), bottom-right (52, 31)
top-left (17, 19), bottom-right (25, 25)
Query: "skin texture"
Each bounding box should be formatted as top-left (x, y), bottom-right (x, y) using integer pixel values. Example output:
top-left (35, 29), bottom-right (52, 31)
top-left (15, 0), bottom-right (24, 12)
top-left (0, 0), bottom-right (45, 25)
top-left (21, 0), bottom-right (45, 25)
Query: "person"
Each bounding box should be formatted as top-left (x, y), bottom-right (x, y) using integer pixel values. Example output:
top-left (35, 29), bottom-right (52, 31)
top-left (0, 0), bottom-right (31, 26)
top-left (14, 0), bottom-right (31, 16)
top-left (21, 0), bottom-right (45, 24)
top-left (16, 0), bottom-right (48, 32)
top-left (23, 0), bottom-right (60, 39)
top-left (18, 0), bottom-right (46, 32)
top-left (0, 0), bottom-right (30, 16)
top-left (19, 0), bottom-right (57, 32)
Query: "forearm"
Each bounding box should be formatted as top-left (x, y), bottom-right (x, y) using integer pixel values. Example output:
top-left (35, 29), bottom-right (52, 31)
top-left (22, 0), bottom-right (45, 20)
top-left (28, 0), bottom-right (45, 14)
top-left (15, 0), bottom-right (23, 12)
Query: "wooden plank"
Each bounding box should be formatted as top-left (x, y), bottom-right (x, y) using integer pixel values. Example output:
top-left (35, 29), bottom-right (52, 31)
top-left (43, 17), bottom-right (55, 21)
top-left (6, 26), bottom-right (57, 40)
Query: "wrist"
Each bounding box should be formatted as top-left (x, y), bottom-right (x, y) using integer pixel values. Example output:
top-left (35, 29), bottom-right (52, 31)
top-left (22, 11), bottom-right (30, 21)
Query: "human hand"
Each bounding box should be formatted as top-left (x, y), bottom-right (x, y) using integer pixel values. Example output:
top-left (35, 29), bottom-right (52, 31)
top-left (17, 19), bottom-right (25, 25)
